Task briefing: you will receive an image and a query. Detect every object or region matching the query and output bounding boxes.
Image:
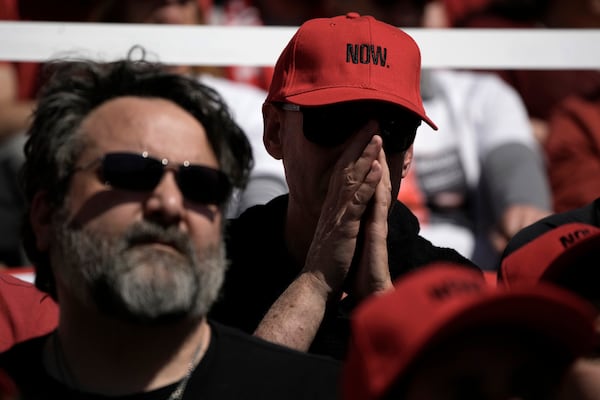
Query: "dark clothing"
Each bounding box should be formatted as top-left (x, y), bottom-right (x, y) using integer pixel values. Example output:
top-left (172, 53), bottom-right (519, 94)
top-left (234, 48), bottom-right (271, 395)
top-left (0, 321), bottom-right (340, 400)
top-left (501, 197), bottom-right (600, 260)
top-left (211, 194), bottom-right (478, 359)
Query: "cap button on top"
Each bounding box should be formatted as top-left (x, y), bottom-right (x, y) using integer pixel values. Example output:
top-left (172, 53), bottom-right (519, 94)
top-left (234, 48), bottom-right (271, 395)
top-left (346, 12), bottom-right (360, 19)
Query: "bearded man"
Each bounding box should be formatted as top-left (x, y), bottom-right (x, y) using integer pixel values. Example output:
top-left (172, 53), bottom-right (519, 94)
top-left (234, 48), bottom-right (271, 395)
top-left (0, 57), bottom-right (339, 400)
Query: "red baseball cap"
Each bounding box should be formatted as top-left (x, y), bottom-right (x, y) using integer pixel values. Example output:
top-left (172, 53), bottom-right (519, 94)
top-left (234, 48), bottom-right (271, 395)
top-left (342, 263), bottom-right (596, 400)
top-left (499, 223), bottom-right (600, 288)
top-left (265, 12), bottom-right (437, 130)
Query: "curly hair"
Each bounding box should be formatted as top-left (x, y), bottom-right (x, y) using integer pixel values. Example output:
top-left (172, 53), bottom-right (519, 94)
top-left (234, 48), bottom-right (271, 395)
top-left (21, 54), bottom-right (253, 297)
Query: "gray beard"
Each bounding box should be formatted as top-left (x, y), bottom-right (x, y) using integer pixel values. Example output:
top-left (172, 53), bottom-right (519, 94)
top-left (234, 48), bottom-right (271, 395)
top-left (50, 210), bottom-right (226, 324)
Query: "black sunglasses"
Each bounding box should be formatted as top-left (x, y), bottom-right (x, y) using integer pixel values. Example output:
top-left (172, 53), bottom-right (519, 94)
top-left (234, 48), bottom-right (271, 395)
top-left (76, 152), bottom-right (232, 205)
top-left (281, 102), bottom-right (420, 153)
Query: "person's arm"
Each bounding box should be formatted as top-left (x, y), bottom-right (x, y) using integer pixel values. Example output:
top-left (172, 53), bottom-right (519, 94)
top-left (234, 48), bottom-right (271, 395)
top-left (474, 74), bottom-right (552, 250)
top-left (556, 359), bottom-right (600, 400)
top-left (254, 133), bottom-right (392, 351)
top-left (545, 96), bottom-right (600, 213)
top-left (0, 64), bottom-right (34, 142)
top-left (483, 143), bottom-right (552, 251)
top-left (234, 174), bottom-right (288, 214)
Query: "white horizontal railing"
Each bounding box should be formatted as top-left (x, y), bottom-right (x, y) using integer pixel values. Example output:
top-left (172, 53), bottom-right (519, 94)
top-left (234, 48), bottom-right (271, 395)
top-left (0, 21), bottom-right (599, 69)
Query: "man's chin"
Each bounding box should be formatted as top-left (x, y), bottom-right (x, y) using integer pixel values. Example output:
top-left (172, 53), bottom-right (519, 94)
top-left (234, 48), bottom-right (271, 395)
top-left (91, 274), bottom-right (199, 325)
top-left (91, 255), bottom-right (200, 323)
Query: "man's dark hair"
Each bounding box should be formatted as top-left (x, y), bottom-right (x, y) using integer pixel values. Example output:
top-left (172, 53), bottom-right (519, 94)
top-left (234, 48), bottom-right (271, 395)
top-left (21, 54), bottom-right (253, 297)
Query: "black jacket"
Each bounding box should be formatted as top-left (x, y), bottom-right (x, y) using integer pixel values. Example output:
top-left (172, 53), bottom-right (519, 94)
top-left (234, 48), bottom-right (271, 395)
top-left (211, 194), bottom-right (478, 359)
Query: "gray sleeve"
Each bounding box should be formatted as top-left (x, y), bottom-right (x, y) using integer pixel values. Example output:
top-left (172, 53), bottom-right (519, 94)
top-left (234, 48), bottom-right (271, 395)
top-left (225, 175), bottom-right (288, 218)
top-left (481, 142), bottom-right (551, 219)
top-left (238, 175), bottom-right (288, 211)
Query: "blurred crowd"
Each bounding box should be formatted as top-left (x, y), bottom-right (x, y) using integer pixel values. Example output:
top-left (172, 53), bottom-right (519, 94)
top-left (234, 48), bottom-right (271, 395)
top-left (1, 0), bottom-right (599, 270)
top-left (0, 1), bottom-right (599, 399)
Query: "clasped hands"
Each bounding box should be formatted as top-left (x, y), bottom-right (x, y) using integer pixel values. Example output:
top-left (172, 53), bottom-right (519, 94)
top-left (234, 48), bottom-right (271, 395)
top-left (303, 122), bottom-right (394, 303)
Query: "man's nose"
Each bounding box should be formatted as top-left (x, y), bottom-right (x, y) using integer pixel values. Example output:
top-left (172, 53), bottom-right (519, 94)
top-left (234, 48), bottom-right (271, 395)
top-left (143, 171), bottom-right (185, 227)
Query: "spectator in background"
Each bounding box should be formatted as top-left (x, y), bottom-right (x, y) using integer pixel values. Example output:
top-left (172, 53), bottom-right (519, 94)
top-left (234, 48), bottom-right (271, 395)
top-left (343, 263), bottom-right (597, 400)
top-left (0, 0), bottom-right (94, 143)
top-left (545, 92), bottom-right (600, 212)
top-left (217, 0), bottom-right (325, 91)
top-left (0, 57), bottom-right (340, 399)
top-left (0, 0), bottom-right (37, 268)
top-left (498, 205), bottom-right (600, 398)
top-left (0, 0), bottom-right (108, 268)
top-left (88, 0), bottom-right (288, 218)
top-left (499, 223), bottom-right (600, 398)
top-left (426, 0), bottom-right (600, 145)
top-left (326, 0), bottom-right (552, 270)
top-left (209, 12), bottom-right (477, 361)
top-left (0, 136), bottom-right (29, 268)
top-left (500, 197), bottom-right (600, 261)
top-left (224, 0), bottom-right (325, 26)
top-left (0, 273), bottom-right (58, 352)
top-left (499, 222), bottom-right (600, 313)
top-left (0, 0), bottom-right (288, 268)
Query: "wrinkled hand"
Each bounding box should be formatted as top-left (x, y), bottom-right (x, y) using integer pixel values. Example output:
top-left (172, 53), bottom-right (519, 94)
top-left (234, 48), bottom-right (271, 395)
top-left (556, 358), bottom-right (600, 400)
top-left (490, 204), bottom-right (552, 252)
top-left (303, 127), bottom-right (389, 301)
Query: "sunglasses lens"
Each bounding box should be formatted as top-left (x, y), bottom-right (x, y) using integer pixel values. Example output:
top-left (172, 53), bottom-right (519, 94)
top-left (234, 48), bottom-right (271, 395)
top-left (302, 103), bottom-right (419, 153)
top-left (380, 120), bottom-right (414, 154)
top-left (302, 105), bottom-right (367, 147)
top-left (177, 166), bottom-right (232, 205)
top-left (101, 153), bottom-right (231, 205)
top-left (102, 153), bottom-right (163, 191)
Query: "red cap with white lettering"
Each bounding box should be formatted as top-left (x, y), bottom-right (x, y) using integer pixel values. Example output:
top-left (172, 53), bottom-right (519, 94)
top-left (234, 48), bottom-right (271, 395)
top-left (342, 263), bottom-right (596, 400)
top-left (499, 223), bottom-right (600, 288)
top-left (265, 12), bottom-right (437, 130)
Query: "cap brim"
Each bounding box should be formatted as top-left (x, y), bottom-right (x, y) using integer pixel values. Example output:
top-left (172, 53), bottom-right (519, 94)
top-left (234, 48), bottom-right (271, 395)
top-left (285, 87), bottom-right (438, 130)
top-left (542, 235), bottom-right (600, 282)
top-left (400, 285), bottom-right (596, 382)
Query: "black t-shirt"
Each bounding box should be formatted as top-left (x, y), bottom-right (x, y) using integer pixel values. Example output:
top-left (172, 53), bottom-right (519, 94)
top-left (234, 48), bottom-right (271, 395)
top-left (210, 195), bottom-right (478, 359)
top-left (500, 197), bottom-right (600, 261)
top-left (0, 321), bottom-right (340, 400)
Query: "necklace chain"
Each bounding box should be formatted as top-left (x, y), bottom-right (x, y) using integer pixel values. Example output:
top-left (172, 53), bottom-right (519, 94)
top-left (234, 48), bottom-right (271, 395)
top-left (166, 340), bottom-right (204, 400)
top-left (53, 332), bottom-right (204, 400)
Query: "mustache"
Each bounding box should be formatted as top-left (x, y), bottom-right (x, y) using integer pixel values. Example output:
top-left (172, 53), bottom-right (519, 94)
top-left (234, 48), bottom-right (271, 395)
top-left (122, 221), bottom-right (193, 256)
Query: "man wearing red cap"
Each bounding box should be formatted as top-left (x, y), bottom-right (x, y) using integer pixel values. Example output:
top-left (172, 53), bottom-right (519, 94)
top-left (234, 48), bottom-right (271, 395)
top-left (210, 12), bottom-right (477, 359)
top-left (501, 197), bottom-right (600, 263)
top-left (343, 263), bottom-right (597, 400)
top-left (499, 222), bottom-right (600, 323)
top-left (498, 223), bottom-right (600, 399)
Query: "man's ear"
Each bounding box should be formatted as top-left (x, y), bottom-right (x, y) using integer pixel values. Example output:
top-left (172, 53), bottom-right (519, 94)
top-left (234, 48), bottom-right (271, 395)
top-left (29, 191), bottom-right (53, 252)
top-left (401, 145), bottom-right (414, 178)
top-left (262, 103), bottom-right (284, 160)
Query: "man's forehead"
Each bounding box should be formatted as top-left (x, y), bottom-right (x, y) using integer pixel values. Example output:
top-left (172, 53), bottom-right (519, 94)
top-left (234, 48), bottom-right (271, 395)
top-left (78, 96), bottom-right (218, 166)
top-left (82, 96), bottom-right (192, 126)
